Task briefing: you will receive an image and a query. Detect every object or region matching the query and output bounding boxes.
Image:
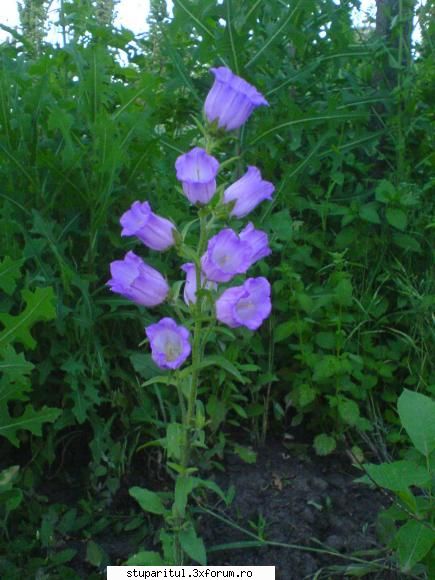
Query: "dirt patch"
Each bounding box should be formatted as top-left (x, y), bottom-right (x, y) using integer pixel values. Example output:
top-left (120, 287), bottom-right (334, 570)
top-left (199, 440), bottom-right (390, 578)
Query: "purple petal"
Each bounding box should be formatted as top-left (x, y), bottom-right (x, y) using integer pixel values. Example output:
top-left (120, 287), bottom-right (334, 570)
top-left (204, 67), bottom-right (268, 131)
top-left (224, 166), bottom-right (274, 218)
top-left (239, 223), bottom-right (271, 266)
top-left (107, 251), bottom-right (169, 307)
top-left (175, 147), bottom-right (219, 205)
top-left (145, 317), bottom-right (191, 370)
top-left (201, 228), bottom-right (252, 283)
top-left (120, 201), bottom-right (176, 251)
top-left (216, 277), bottom-right (272, 331)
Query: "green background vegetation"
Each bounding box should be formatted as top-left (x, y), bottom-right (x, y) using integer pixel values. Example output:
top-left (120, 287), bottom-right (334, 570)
top-left (0, 0), bottom-right (433, 576)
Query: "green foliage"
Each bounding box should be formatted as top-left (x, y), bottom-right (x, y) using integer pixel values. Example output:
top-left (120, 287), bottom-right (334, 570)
top-left (358, 390), bottom-right (435, 576)
top-left (0, 258), bottom-right (60, 447)
top-left (0, 0), bottom-right (433, 573)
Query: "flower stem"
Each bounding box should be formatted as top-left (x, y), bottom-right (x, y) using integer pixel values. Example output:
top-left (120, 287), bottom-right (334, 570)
top-left (182, 211), bottom-right (208, 469)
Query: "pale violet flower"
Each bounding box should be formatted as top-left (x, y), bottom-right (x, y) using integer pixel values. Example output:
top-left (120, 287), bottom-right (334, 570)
top-left (107, 251), bottom-right (169, 307)
top-left (204, 67), bottom-right (268, 131)
top-left (120, 201), bottom-right (176, 251)
top-left (216, 277), bottom-right (272, 330)
top-left (145, 317), bottom-right (191, 370)
top-left (224, 166), bottom-right (274, 218)
top-left (175, 147), bottom-right (219, 205)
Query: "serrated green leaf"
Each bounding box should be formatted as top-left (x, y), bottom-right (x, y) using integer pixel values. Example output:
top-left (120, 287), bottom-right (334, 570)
top-left (0, 257), bottom-right (23, 295)
top-left (0, 404), bottom-right (61, 447)
top-left (166, 422), bottom-right (184, 461)
top-left (0, 287), bottom-right (56, 349)
top-left (298, 383), bottom-right (316, 407)
top-left (179, 523), bottom-right (206, 565)
top-left (314, 434), bottom-right (336, 456)
top-left (0, 345), bottom-right (34, 383)
top-left (174, 475), bottom-right (199, 518)
top-left (338, 398), bottom-right (360, 426)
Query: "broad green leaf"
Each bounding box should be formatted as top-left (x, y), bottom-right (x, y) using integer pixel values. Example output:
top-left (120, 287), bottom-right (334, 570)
top-left (375, 179), bottom-right (396, 203)
top-left (174, 475), bottom-right (199, 518)
top-left (129, 486), bottom-right (167, 515)
top-left (394, 520), bottom-right (435, 572)
top-left (50, 548), bottom-right (77, 566)
top-left (392, 233), bottom-right (421, 252)
top-left (315, 332), bottom-right (336, 350)
top-left (0, 257), bottom-right (22, 295)
top-left (179, 523), bottom-right (206, 565)
top-left (386, 207), bottom-right (407, 231)
top-left (314, 434), bottom-right (336, 456)
top-left (334, 278), bottom-right (353, 306)
top-left (338, 399), bottom-right (360, 426)
top-left (298, 383), bottom-right (316, 407)
top-left (264, 209), bottom-right (293, 241)
top-left (0, 287), bottom-right (56, 349)
top-left (363, 460), bottom-right (431, 492)
top-left (126, 551), bottom-right (164, 566)
top-left (359, 203), bottom-right (381, 224)
top-left (274, 321), bottom-right (295, 343)
top-left (233, 444), bottom-right (257, 464)
top-left (166, 422), bottom-right (184, 461)
top-left (398, 389), bottom-right (435, 456)
top-left (86, 541), bottom-right (105, 567)
top-left (130, 353), bottom-right (165, 379)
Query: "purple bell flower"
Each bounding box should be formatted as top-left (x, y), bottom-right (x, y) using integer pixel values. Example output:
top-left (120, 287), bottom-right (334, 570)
top-left (201, 228), bottom-right (252, 283)
top-left (107, 251), bottom-right (169, 307)
top-left (224, 166), bottom-right (275, 218)
top-left (216, 277), bottom-right (272, 330)
top-left (145, 317), bottom-right (191, 370)
top-left (175, 147), bottom-right (219, 205)
top-left (120, 201), bottom-right (176, 251)
top-left (204, 67), bottom-right (269, 131)
top-left (181, 263), bottom-right (217, 305)
top-left (239, 223), bottom-right (271, 267)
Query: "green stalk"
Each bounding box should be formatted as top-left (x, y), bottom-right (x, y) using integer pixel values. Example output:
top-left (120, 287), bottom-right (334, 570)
top-left (182, 211), bottom-right (209, 469)
top-left (174, 212), bottom-right (208, 565)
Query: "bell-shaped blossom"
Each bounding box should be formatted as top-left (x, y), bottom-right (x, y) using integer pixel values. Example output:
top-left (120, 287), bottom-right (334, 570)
top-left (181, 263), bottom-right (217, 305)
top-left (204, 67), bottom-right (268, 131)
top-left (224, 166), bottom-right (274, 218)
top-left (201, 228), bottom-right (252, 283)
top-left (145, 317), bottom-right (191, 370)
top-left (216, 277), bottom-right (272, 330)
top-left (120, 201), bottom-right (176, 251)
top-left (175, 147), bottom-right (219, 205)
top-left (107, 251), bottom-right (169, 307)
top-left (239, 223), bottom-right (271, 267)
